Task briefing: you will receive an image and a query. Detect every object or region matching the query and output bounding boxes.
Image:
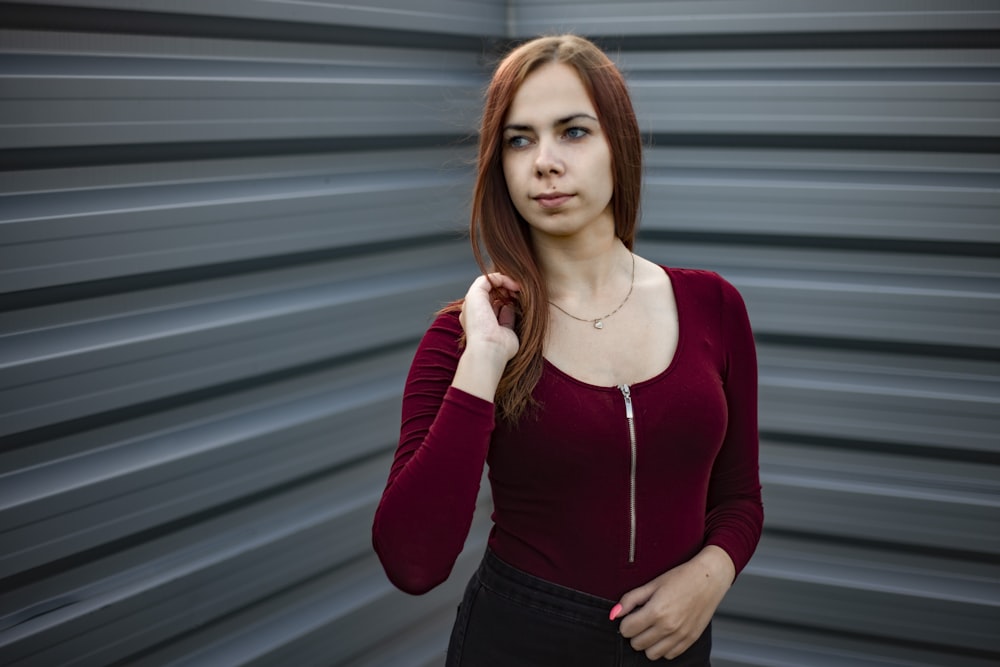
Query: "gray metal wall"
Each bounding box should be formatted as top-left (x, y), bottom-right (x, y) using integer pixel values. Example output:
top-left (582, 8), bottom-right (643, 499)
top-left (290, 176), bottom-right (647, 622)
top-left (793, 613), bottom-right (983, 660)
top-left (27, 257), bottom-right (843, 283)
top-left (0, 2), bottom-right (501, 665)
top-left (508, 1), bottom-right (1000, 665)
top-left (2, 1), bottom-right (998, 666)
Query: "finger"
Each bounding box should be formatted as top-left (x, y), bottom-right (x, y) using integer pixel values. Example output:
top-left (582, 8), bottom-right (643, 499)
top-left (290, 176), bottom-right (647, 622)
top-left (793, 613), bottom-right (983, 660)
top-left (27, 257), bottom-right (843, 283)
top-left (498, 303), bottom-right (516, 329)
top-left (484, 272), bottom-right (521, 294)
top-left (659, 632), bottom-right (698, 661)
top-left (617, 607), bottom-right (650, 639)
top-left (663, 636), bottom-right (694, 661)
top-left (651, 640), bottom-right (673, 662)
top-left (614, 583), bottom-right (655, 621)
top-left (632, 629), bottom-right (681, 659)
top-left (468, 275), bottom-right (518, 310)
top-left (617, 600), bottom-right (656, 638)
top-left (627, 626), bottom-right (660, 652)
top-left (468, 274), bottom-right (496, 298)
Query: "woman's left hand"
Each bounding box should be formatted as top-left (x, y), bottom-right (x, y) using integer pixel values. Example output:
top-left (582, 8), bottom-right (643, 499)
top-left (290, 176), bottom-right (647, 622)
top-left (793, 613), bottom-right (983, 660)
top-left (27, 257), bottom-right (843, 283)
top-left (613, 546), bottom-right (735, 661)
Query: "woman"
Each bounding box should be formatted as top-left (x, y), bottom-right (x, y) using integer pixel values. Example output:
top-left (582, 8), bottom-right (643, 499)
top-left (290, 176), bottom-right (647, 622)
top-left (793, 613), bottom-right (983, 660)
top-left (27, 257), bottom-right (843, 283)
top-left (372, 34), bottom-right (763, 665)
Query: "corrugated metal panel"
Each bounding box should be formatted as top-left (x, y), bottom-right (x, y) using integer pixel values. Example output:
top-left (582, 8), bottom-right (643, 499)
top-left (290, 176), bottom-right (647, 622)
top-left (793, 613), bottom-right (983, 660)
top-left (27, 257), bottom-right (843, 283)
top-left (513, 3), bottom-right (1000, 666)
top-left (510, 0), bottom-right (1000, 37)
top-left (0, 2), bottom-right (499, 665)
top-left (619, 49), bottom-right (999, 141)
top-left (7, 0), bottom-right (505, 39)
top-left (3, 1), bottom-right (999, 665)
top-left (0, 47), bottom-right (482, 150)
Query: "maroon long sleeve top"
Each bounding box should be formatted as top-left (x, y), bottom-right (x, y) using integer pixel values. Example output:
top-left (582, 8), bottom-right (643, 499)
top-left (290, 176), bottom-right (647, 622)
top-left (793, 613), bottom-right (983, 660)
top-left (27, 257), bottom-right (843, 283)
top-left (373, 267), bottom-right (763, 599)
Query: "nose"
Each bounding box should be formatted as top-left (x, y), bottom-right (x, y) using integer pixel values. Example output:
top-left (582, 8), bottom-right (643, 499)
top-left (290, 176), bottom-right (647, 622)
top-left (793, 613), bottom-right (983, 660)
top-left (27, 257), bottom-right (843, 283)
top-left (534, 138), bottom-right (565, 177)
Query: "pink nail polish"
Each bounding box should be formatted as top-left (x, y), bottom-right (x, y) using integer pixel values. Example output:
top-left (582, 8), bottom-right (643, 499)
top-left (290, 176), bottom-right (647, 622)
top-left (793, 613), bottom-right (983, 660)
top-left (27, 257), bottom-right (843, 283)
top-left (609, 603), bottom-right (623, 621)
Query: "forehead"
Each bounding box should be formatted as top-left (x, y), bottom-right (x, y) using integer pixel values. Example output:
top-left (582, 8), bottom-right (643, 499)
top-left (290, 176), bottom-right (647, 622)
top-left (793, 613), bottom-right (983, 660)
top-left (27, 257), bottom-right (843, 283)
top-left (505, 62), bottom-right (597, 125)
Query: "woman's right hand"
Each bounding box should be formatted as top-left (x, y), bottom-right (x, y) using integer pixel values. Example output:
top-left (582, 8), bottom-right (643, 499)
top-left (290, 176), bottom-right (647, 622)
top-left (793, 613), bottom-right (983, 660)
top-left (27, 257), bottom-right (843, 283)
top-left (459, 273), bottom-right (521, 363)
top-left (451, 273), bottom-right (521, 402)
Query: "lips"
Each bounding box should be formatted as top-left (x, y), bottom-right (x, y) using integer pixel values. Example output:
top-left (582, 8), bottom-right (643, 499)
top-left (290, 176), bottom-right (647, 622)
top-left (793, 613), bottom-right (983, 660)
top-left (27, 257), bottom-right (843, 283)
top-left (534, 192), bottom-right (573, 209)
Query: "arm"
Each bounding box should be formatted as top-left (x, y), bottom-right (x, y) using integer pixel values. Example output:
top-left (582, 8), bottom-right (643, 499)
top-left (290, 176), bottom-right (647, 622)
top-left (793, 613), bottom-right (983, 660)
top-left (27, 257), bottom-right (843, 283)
top-left (616, 275), bottom-right (763, 660)
top-left (704, 276), bottom-right (764, 574)
top-left (372, 274), bottom-right (519, 594)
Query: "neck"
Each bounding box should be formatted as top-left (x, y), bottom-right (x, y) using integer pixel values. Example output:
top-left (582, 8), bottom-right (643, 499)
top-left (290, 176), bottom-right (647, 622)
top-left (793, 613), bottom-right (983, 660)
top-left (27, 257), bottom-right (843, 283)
top-left (536, 234), bottom-right (631, 301)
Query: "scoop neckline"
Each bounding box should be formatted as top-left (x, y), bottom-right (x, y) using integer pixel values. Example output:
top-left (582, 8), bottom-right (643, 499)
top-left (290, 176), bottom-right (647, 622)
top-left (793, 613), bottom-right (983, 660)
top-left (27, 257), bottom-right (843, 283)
top-left (542, 265), bottom-right (683, 392)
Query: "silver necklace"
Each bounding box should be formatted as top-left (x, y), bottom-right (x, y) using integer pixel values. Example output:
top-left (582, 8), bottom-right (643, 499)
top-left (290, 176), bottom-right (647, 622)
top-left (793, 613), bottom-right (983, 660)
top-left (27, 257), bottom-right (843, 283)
top-left (549, 252), bottom-right (635, 330)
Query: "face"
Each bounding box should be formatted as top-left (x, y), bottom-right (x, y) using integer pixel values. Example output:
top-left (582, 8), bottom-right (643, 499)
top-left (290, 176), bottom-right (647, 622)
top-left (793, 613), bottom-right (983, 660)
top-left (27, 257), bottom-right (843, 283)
top-left (501, 62), bottom-right (615, 245)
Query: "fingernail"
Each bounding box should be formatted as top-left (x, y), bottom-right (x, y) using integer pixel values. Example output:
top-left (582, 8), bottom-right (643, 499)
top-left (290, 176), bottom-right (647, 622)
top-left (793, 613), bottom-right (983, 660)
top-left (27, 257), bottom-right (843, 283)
top-left (609, 603), bottom-right (623, 621)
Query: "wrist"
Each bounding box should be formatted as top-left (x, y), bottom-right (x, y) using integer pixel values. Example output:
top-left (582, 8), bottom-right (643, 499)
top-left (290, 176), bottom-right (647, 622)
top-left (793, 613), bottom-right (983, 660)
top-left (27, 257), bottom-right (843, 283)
top-left (463, 337), bottom-right (514, 364)
top-left (451, 343), bottom-right (509, 403)
top-left (694, 545), bottom-right (736, 587)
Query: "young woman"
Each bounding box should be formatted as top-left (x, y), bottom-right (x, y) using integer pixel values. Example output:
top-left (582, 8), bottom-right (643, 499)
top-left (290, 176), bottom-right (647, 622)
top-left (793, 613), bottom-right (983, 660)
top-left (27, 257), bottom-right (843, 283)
top-left (372, 35), bottom-right (763, 666)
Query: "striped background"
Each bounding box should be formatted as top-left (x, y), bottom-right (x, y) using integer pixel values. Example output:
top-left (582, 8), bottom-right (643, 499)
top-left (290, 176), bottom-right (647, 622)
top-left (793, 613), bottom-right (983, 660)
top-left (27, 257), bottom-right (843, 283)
top-left (1, 1), bottom-right (998, 665)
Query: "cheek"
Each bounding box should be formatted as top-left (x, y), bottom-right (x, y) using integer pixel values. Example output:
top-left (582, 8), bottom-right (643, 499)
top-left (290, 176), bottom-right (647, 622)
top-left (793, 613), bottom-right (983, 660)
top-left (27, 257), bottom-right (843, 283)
top-left (502, 154), bottom-right (519, 185)
top-left (598, 147), bottom-right (615, 199)
top-left (501, 158), bottom-right (515, 191)
top-left (500, 159), bottom-right (529, 216)
top-left (501, 156), bottom-right (529, 205)
top-left (599, 143), bottom-right (613, 180)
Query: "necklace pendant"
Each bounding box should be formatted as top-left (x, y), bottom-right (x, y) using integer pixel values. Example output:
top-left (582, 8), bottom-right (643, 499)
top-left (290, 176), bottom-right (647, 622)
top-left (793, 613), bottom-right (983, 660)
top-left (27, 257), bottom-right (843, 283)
top-left (594, 320), bottom-right (604, 330)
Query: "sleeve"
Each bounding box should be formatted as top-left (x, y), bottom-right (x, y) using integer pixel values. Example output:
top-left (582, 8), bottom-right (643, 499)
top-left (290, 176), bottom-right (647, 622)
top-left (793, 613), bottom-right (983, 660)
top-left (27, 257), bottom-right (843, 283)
top-left (371, 311), bottom-right (496, 594)
top-left (703, 275), bottom-right (764, 577)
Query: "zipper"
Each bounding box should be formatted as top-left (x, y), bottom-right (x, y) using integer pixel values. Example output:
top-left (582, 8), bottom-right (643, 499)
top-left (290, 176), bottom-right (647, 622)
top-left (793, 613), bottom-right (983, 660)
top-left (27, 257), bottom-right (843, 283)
top-left (619, 384), bottom-right (637, 563)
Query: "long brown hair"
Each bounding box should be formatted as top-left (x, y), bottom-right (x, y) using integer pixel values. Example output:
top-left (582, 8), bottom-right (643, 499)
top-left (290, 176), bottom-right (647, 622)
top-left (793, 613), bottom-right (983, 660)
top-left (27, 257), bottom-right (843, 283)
top-left (470, 34), bottom-right (643, 422)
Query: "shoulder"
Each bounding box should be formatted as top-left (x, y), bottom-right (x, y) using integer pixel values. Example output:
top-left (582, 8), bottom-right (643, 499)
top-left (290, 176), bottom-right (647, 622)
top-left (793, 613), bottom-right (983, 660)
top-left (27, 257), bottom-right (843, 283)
top-left (661, 266), bottom-right (745, 306)
top-left (427, 306), bottom-right (463, 335)
top-left (413, 306), bottom-right (464, 357)
top-left (660, 266), bottom-right (755, 360)
top-left (406, 306), bottom-right (465, 378)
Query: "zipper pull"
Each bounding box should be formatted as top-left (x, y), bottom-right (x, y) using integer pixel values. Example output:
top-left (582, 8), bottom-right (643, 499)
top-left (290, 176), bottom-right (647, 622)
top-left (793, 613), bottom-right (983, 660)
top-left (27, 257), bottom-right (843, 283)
top-left (619, 384), bottom-right (633, 419)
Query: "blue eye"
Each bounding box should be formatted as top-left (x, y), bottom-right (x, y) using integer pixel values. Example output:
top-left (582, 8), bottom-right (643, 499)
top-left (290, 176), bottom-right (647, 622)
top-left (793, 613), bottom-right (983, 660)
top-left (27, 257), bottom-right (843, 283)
top-left (506, 135), bottom-right (531, 149)
top-left (565, 127), bottom-right (589, 139)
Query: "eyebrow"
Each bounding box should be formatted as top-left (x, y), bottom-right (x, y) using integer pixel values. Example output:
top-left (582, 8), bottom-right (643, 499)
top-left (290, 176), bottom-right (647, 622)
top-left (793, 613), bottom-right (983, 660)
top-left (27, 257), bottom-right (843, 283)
top-left (503, 113), bottom-right (598, 132)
